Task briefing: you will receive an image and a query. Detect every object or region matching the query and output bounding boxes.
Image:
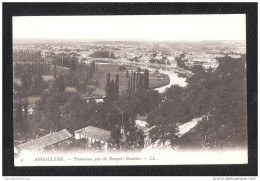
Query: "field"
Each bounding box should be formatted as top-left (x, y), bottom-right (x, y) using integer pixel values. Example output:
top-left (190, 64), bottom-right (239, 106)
top-left (93, 64), bottom-right (128, 94)
top-left (93, 63), bottom-right (170, 96)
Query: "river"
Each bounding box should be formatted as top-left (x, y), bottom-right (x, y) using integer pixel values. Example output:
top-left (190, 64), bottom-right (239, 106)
top-left (154, 70), bottom-right (187, 93)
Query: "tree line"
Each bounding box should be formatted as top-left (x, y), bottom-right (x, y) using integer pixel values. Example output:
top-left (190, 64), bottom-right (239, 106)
top-left (127, 69), bottom-right (149, 92)
top-left (13, 49), bottom-right (42, 62)
top-left (14, 61), bottom-right (51, 77)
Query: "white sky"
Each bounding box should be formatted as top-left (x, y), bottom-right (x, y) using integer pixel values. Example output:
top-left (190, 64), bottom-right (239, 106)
top-left (13, 15), bottom-right (246, 41)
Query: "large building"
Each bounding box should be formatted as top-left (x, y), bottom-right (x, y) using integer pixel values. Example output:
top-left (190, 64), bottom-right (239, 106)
top-left (74, 126), bottom-right (111, 150)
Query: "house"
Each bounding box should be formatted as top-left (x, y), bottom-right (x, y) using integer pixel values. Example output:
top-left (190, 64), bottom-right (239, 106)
top-left (80, 94), bottom-right (104, 103)
top-left (27, 104), bottom-right (35, 115)
top-left (15, 129), bottom-right (72, 153)
top-left (74, 126), bottom-right (111, 150)
top-left (135, 114), bottom-right (149, 129)
top-left (41, 49), bottom-right (52, 58)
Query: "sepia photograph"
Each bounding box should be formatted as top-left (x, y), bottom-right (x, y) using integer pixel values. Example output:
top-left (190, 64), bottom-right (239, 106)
top-left (10, 14), bottom-right (249, 166)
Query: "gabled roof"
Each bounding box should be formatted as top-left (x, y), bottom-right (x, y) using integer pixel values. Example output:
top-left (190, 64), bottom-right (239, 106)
top-left (74, 126), bottom-right (111, 142)
top-left (17, 129), bottom-right (72, 151)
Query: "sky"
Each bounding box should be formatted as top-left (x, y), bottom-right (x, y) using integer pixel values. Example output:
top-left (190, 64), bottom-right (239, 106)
top-left (13, 15), bottom-right (246, 41)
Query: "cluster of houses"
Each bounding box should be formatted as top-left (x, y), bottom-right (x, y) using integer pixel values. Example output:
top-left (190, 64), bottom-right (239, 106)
top-left (185, 58), bottom-right (219, 71)
top-left (14, 109), bottom-right (207, 155)
top-left (14, 113), bottom-right (156, 155)
top-left (15, 95), bottom-right (212, 157)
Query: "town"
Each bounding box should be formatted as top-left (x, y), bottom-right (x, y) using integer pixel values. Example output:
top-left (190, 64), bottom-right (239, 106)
top-left (13, 40), bottom-right (247, 156)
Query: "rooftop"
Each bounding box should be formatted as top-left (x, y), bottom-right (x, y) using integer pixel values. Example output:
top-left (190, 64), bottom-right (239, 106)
top-left (136, 114), bottom-right (147, 123)
top-left (74, 126), bottom-right (111, 142)
top-left (17, 129), bottom-right (72, 151)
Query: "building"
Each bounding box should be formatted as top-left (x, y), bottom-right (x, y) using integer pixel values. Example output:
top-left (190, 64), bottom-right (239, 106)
top-left (15, 129), bottom-right (72, 153)
top-left (41, 49), bottom-right (52, 58)
top-left (135, 114), bottom-right (149, 129)
top-left (80, 94), bottom-right (104, 103)
top-left (27, 104), bottom-right (35, 115)
top-left (74, 126), bottom-right (111, 150)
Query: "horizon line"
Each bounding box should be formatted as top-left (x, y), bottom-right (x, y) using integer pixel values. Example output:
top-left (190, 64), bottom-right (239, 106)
top-left (13, 38), bottom-right (246, 43)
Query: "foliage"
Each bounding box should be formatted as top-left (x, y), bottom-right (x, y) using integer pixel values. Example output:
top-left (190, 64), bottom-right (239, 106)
top-left (89, 51), bottom-right (110, 58)
top-left (29, 74), bottom-right (47, 96)
top-left (52, 75), bottom-right (66, 93)
top-left (148, 54), bottom-right (247, 150)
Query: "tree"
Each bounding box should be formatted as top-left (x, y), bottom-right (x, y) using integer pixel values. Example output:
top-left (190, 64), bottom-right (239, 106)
top-left (136, 129), bottom-right (145, 150)
top-left (88, 65), bottom-right (93, 78)
top-left (70, 58), bottom-right (76, 72)
top-left (89, 51), bottom-right (110, 58)
top-left (14, 103), bottom-right (23, 131)
top-left (126, 70), bottom-right (129, 78)
top-left (136, 72), bottom-right (139, 91)
top-left (110, 52), bottom-right (116, 59)
top-left (54, 61), bottom-right (57, 78)
top-left (96, 64), bottom-right (98, 72)
top-left (91, 62), bottom-right (96, 73)
top-left (43, 95), bottom-right (62, 130)
top-left (138, 73), bottom-right (144, 89)
top-left (30, 73), bottom-right (46, 95)
top-left (114, 90), bottom-right (161, 120)
top-left (21, 72), bottom-right (32, 92)
top-left (144, 69), bottom-right (149, 89)
top-left (149, 55), bottom-right (247, 150)
top-left (133, 72), bottom-right (136, 92)
top-left (52, 75), bottom-right (66, 92)
top-left (130, 75), bottom-right (133, 91)
top-left (127, 77), bottom-right (130, 92)
top-left (105, 72), bottom-right (111, 97)
top-left (111, 126), bottom-right (122, 149)
top-left (115, 74), bottom-right (119, 97)
top-left (165, 85), bottom-right (184, 100)
top-left (151, 123), bottom-right (179, 147)
top-left (23, 96), bottom-right (29, 132)
top-left (125, 119), bottom-right (138, 148)
top-left (110, 79), bottom-right (115, 99)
